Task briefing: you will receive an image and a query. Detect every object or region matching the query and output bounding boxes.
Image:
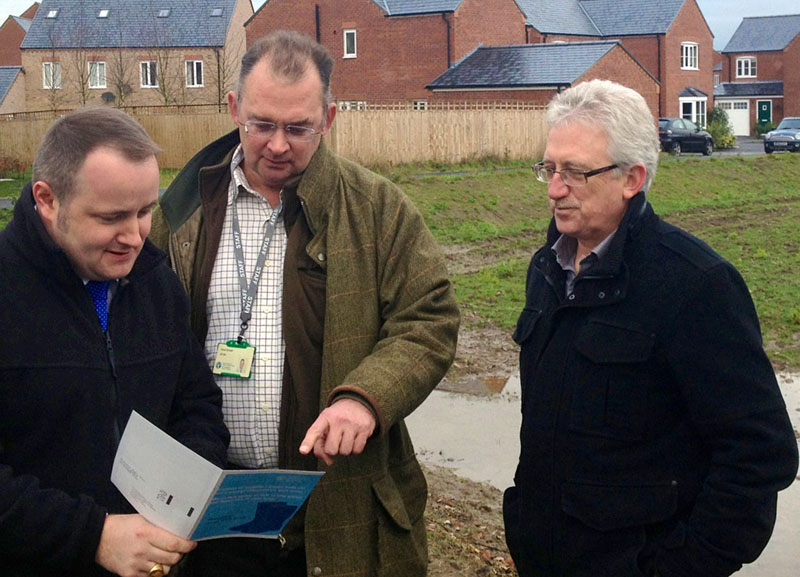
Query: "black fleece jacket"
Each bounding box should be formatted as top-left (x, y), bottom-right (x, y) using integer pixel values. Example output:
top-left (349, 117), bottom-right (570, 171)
top-left (0, 185), bottom-right (229, 576)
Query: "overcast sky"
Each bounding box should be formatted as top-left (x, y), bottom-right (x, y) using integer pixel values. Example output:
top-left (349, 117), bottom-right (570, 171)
top-left (1, 0), bottom-right (798, 51)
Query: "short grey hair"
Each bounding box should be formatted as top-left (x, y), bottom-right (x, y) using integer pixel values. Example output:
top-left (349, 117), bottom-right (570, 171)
top-left (237, 30), bottom-right (333, 112)
top-left (33, 107), bottom-right (161, 202)
top-left (546, 80), bottom-right (660, 192)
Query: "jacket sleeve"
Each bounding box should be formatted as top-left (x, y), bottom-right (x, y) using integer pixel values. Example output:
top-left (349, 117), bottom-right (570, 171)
top-left (656, 263), bottom-right (799, 577)
top-left (0, 462), bottom-right (106, 569)
top-left (329, 190), bottom-right (460, 432)
top-left (165, 324), bottom-right (230, 469)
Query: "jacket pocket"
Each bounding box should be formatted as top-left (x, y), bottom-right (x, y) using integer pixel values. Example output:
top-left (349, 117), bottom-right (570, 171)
top-left (560, 480), bottom-right (677, 577)
top-left (562, 480), bottom-right (678, 532)
top-left (571, 319), bottom-right (655, 440)
top-left (371, 460), bottom-right (428, 575)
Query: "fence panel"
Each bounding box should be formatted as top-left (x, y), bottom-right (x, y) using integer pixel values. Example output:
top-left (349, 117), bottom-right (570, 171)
top-left (0, 104), bottom-right (548, 169)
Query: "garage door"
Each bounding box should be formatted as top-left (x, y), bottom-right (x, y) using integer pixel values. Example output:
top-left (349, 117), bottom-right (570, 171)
top-left (718, 100), bottom-right (750, 136)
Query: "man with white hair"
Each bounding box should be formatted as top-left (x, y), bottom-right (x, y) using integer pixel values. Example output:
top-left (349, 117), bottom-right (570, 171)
top-left (505, 79), bottom-right (798, 577)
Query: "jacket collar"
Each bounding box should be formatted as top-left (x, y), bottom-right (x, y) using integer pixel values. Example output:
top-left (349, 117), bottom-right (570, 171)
top-left (160, 129), bottom-right (335, 236)
top-left (543, 191), bottom-right (652, 277)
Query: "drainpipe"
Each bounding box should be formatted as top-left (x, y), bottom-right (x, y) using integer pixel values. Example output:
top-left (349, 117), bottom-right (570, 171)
top-left (657, 34), bottom-right (663, 117)
top-left (442, 13), bottom-right (452, 67)
top-left (315, 4), bottom-right (321, 43)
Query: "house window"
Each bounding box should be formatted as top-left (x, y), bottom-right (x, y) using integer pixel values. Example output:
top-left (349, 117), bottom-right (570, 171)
top-left (43, 61), bottom-right (62, 89)
top-left (412, 100), bottom-right (428, 110)
top-left (713, 73), bottom-right (719, 87)
top-left (141, 61), bottom-right (158, 88)
top-left (186, 60), bottom-right (204, 87)
top-left (343, 29), bottom-right (357, 59)
top-left (681, 42), bottom-right (698, 70)
top-left (158, 9), bottom-right (170, 18)
top-left (45, 9), bottom-right (58, 18)
top-left (210, 8), bottom-right (223, 16)
top-left (98, 9), bottom-right (109, 18)
top-left (89, 61), bottom-right (106, 89)
top-left (736, 57), bottom-right (757, 78)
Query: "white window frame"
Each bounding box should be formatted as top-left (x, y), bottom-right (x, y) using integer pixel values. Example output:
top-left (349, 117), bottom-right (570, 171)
top-left (185, 60), bottom-right (204, 87)
top-left (736, 56), bottom-right (757, 78)
top-left (88, 61), bottom-right (106, 89)
top-left (45, 9), bottom-right (58, 18)
top-left (681, 42), bottom-right (698, 70)
top-left (140, 60), bottom-right (158, 88)
top-left (43, 61), bottom-right (62, 89)
top-left (343, 29), bottom-right (357, 59)
top-left (679, 97), bottom-right (707, 128)
top-left (98, 9), bottom-right (109, 18)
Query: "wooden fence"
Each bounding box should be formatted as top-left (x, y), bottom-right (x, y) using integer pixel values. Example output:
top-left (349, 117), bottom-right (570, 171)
top-left (0, 104), bottom-right (548, 169)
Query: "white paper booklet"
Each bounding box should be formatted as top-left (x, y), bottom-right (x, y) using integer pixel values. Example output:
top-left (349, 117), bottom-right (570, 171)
top-left (111, 410), bottom-right (323, 540)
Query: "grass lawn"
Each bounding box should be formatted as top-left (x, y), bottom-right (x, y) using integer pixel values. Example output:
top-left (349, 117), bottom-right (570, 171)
top-left (3, 153), bottom-right (799, 368)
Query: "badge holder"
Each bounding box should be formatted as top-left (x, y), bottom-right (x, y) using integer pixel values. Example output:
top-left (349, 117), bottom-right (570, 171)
top-left (213, 339), bottom-right (256, 379)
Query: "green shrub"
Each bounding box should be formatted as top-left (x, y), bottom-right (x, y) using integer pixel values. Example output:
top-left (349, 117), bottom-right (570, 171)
top-left (754, 122), bottom-right (776, 137)
top-left (706, 107), bottom-right (736, 149)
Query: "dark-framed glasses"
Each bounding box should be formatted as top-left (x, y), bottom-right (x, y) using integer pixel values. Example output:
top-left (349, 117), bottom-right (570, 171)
top-left (532, 162), bottom-right (618, 186)
top-left (239, 119), bottom-right (322, 142)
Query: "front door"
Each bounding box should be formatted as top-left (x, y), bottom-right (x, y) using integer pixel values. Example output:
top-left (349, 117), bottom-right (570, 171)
top-left (757, 100), bottom-right (772, 126)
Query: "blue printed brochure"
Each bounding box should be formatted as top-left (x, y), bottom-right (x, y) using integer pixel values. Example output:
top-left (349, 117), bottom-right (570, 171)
top-left (111, 411), bottom-right (323, 540)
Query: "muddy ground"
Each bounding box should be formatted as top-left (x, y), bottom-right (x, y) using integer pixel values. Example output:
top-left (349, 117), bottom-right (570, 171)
top-left (423, 322), bottom-right (520, 577)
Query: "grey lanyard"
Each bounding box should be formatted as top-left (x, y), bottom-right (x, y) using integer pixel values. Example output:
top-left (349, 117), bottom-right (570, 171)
top-left (231, 190), bottom-right (283, 342)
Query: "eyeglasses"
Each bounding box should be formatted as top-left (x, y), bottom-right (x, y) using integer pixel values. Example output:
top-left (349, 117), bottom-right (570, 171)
top-left (532, 162), bottom-right (618, 187)
top-left (239, 119), bottom-right (323, 142)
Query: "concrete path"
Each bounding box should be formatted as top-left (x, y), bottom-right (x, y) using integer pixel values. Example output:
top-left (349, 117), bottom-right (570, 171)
top-left (407, 372), bottom-right (800, 576)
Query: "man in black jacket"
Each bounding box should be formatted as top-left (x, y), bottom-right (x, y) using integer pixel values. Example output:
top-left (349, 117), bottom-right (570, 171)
top-left (0, 108), bottom-right (229, 577)
top-left (505, 80), bottom-right (798, 577)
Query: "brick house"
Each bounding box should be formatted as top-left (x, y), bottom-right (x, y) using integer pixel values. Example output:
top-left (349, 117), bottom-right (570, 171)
top-left (716, 14), bottom-right (800, 136)
top-left (0, 3), bottom-right (38, 66)
top-left (426, 41), bottom-right (660, 117)
top-left (19, 0), bottom-right (252, 112)
top-left (246, 0), bottom-right (712, 123)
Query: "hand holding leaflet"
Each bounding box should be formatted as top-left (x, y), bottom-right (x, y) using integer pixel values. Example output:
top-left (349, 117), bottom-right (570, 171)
top-left (111, 411), bottom-right (323, 540)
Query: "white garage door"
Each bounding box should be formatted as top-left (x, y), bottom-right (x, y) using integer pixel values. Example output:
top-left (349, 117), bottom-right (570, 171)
top-left (718, 100), bottom-right (750, 136)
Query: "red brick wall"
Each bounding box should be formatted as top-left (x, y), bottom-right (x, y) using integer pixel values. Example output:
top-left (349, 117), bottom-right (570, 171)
top-left (658, 0), bottom-right (714, 117)
top-left (20, 4), bottom-right (39, 19)
top-left (785, 35), bottom-right (800, 117)
top-left (722, 51), bottom-right (783, 81)
top-left (0, 18), bottom-right (26, 66)
top-left (578, 46), bottom-right (661, 119)
top-left (246, 0), bottom-right (451, 101)
top-left (245, 0), bottom-right (319, 44)
top-left (618, 36), bottom-right (660, 82)
top-left (452, 0), bottom-right (526, 61)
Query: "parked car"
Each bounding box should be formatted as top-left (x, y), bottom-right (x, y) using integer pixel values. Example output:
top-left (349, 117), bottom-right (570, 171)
top-left (658, 118), bottom-right (714, 155)
top-left (763, 117), bottom-right (800, 154)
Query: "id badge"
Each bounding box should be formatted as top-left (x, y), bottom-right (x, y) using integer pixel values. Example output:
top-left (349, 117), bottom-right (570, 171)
top-left (213, 340), bottom-right (256, 378)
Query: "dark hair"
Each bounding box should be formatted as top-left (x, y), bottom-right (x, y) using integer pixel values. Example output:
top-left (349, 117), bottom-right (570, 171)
top-left (33, 107), bottom-right (161, 201)
top-left (237, 30), bottom-right (333, 110)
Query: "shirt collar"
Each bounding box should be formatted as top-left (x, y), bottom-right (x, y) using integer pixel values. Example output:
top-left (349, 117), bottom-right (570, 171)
top-left (552, 229), bottom-right (617, 273)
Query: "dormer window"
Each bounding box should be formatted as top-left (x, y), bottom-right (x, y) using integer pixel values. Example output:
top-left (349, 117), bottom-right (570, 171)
top-left (98, 9), bottom-right (109, 18)
top-left (210, 8), bottom-right (223, 16)
top-left (45, 9), bottom-right (59, 18)
top-left (158, 9), bottom-right (170, 18)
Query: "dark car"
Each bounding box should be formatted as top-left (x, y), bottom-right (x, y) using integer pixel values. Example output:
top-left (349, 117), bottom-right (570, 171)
top-left (658, 117), bottom-right (714, 155)
top-left (763, 117), bottom-right (800, 154)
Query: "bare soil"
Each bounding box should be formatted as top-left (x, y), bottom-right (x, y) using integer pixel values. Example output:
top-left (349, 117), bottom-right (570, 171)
top-left (424, 324), bottom-right (520, 576)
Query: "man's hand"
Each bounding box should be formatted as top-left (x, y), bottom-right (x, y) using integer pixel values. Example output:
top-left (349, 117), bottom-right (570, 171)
top-left (95, 514), bottom-right (196, 577)
top-left (300, 398), bottom-right (377, 465)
